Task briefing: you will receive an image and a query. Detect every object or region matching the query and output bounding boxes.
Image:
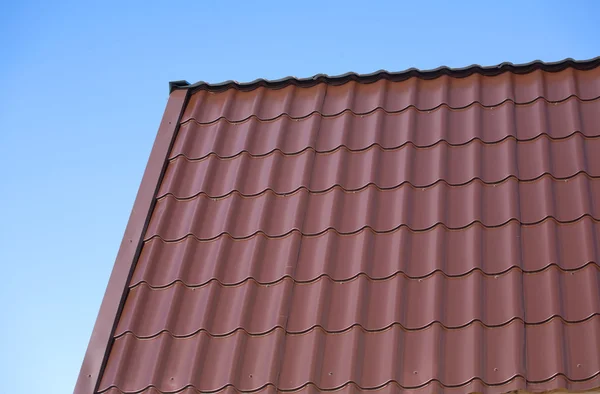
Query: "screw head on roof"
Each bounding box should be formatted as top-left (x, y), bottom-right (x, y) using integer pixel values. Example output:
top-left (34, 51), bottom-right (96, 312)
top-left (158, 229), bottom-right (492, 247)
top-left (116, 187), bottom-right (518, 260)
top-left (249, 374), bottom-right (253, 378)
top-left (577, 364), bottom-right (582, 368)
top-left (494, 368), bottom-right (498, 371)
top-left (413, 371), bottom-right (418, 375)
top-left (328, 372), bottom-right (333, 376)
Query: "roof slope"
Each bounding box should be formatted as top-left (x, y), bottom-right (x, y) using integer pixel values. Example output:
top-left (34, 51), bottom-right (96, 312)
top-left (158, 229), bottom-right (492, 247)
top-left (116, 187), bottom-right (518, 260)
top-left (76, 58), bottom-right (600, 394)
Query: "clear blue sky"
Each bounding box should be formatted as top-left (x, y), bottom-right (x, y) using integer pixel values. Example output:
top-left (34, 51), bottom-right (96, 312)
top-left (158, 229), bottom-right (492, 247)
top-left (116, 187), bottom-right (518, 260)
top-left (0, 1), bottom-right (598, 393)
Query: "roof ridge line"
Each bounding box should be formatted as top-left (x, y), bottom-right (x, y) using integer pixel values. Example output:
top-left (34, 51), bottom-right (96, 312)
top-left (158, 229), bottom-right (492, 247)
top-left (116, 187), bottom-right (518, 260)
top-left (168, 56), bottom-right (600, 94)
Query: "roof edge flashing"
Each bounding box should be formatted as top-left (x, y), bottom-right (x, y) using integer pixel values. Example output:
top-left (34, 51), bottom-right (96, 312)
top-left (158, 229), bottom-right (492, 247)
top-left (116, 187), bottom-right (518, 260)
top-left (73, 89), bottom-right (190, 394)
top-left (169, 80), bottom-right (190, 94)
top-left (170, 56), bottom-right (600, 94)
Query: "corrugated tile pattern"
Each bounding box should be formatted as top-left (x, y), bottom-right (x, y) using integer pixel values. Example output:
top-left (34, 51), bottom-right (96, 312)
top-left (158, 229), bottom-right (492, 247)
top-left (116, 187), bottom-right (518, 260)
top-left (149, 174), bottom-right (600, 239)
top-left (118, 264), bottom-right (600, 338)
top-left (181, 67), bottom-right (600, 123)
top-left (172, 97), bottom-right (600, 160)
top-left (99, 63), bottom-right (600, 394)
top-left (161, 133), bottom-right (600, 198)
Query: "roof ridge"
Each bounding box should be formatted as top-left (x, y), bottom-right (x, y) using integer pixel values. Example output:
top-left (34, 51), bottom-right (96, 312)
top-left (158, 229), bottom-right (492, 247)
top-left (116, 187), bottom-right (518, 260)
top-left (169, 56), bottom-right (600, 93)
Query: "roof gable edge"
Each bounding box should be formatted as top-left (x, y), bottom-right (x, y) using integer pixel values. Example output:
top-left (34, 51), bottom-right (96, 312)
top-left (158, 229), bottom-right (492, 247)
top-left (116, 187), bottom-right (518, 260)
top-left (73, 89), bottom-right (189, 394)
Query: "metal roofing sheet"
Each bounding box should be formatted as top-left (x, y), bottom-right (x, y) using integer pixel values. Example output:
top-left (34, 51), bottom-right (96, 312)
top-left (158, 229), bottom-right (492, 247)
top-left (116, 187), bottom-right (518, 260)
top-left (148, 174), bottom-right (600, 240)
top-left (180, 66), bottom-right (600, 123)
top-left (161, 133), bottom-right (600, 198)
top-left (131, 217), bottom-right (600, 288)
top-left (117, 264), bottom-right (600, 338)
top-left (102, 318), bottom-right (600, 393)
top-left (75, 58), bottom-right (600, 394)
top-left (171, 96), bottom-right (600, 159)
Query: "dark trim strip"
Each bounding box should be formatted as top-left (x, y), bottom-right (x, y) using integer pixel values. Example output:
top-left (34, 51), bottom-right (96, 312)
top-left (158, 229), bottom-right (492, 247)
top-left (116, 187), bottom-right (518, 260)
top-left (169, 56), bottom-right (600, 93)
top-left (73, 89), bottom-right (189, 394)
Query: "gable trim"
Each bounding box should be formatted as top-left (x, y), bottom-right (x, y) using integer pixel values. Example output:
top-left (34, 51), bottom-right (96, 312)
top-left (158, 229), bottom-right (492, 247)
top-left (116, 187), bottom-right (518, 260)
top-left (73, 88), bottom-right (189, 394)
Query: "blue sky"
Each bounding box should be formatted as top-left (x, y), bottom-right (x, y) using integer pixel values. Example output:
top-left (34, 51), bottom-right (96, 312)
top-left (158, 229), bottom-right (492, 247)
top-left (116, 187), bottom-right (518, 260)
top-left (0, 1), bottom-right (598, 393)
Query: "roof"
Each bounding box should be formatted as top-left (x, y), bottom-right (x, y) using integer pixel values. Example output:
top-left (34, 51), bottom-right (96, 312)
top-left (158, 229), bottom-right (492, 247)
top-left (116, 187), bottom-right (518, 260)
top-left (75, 57), bottom-right (600, 394)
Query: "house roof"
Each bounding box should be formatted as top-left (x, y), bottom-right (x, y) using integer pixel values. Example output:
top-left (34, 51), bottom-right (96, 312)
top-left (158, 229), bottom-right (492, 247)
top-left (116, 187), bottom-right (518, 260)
top-left (75, 57), bottom-right (600, 394)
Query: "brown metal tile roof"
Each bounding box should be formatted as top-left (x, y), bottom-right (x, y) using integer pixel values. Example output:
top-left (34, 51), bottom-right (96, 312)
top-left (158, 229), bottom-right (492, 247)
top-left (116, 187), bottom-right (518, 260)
top-left (75, 57), bottom-right (600, 394)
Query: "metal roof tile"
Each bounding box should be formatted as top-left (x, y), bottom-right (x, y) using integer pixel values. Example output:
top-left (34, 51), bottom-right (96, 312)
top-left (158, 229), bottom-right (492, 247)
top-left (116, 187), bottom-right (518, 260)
top-left (117, 264), bottom-right (600, 339)
top-left (147, 175), bottom-right (600, 240)
top-left (76, 58), bottom-right (600, 394)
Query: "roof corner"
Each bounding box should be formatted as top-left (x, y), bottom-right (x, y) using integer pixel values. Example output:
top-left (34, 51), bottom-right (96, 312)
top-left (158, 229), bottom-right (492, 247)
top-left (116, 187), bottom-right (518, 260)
top-left (169, 80), bottom-right (190, 94)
